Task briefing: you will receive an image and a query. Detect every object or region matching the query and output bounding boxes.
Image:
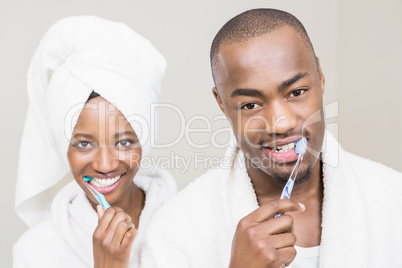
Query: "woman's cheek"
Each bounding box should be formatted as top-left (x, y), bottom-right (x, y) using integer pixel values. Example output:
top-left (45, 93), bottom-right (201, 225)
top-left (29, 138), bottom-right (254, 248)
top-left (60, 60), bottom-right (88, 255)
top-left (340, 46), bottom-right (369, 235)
top-left (68, 150), bottom-right (91, 174)
top-left (125, 150), bottom-right (141, 169)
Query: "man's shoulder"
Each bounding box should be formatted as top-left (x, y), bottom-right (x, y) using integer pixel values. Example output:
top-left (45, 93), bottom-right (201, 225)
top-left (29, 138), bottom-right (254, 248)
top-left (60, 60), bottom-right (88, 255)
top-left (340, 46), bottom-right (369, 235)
top-left (145, 167), bottom-right (229, 242)
top-left (340, 150), bottom-right (402, 204)
top-left (344, 150), bottom-right (402, 181)
top-left (153, 167), bottom-right (226, 220)
top-left (141, 167), bottom-right (231, 267)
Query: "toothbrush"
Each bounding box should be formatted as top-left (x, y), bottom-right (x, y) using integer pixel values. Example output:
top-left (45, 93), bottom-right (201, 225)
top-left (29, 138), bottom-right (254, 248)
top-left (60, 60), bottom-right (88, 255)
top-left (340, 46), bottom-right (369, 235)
top-left (83, 176), bottom-right (111, 210)
top-left (274, 138), bottom-right (307, 218)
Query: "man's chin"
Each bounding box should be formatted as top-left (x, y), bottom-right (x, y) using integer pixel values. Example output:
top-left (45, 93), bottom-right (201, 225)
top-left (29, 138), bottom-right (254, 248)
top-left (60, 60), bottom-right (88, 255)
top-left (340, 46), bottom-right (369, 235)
top-left (269, 166), bottom-right (313, 186)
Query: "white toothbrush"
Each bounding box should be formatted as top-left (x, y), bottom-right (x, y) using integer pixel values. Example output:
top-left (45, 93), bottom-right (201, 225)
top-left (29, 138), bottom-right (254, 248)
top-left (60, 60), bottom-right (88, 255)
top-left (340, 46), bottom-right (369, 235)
top-left (274, 137), bottom-right (307, 218)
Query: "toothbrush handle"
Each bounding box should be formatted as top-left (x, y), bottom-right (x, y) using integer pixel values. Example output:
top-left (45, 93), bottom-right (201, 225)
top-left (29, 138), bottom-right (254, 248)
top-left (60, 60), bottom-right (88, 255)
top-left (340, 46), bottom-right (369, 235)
top-left (280, 178), bottom-right (295, 200)
top-left (96, 194), bottom-right (111, 210)
top-left (274, 179), bottom-right (294, 218)
top-left (274, 154), bottom-right (304, 218)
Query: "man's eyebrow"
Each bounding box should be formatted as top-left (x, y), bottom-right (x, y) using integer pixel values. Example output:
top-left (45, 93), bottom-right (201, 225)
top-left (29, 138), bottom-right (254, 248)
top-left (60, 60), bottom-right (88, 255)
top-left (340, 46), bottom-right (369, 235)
top-left (230, 88), bottom-right (264, 98)
top-left (279, 72), bottom-right (310, 92)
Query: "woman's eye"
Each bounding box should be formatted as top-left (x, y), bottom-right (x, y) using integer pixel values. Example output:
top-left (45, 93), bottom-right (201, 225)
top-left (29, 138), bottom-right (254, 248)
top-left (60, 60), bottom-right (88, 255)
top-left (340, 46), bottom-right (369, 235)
top-left (289, 89), bottom-right (306, 98)
top-left (241, 103), bottom-right (260, 110)
top-left (75, 141), bottom-right (92, 148)
top-left (117, 140), bottom-right (132, 148)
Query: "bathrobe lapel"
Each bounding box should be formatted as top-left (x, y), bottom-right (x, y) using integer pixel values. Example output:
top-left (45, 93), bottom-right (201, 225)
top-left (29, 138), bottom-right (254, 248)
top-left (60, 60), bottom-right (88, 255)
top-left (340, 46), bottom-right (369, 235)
top-left (320, 134), bottom-right (369, 267)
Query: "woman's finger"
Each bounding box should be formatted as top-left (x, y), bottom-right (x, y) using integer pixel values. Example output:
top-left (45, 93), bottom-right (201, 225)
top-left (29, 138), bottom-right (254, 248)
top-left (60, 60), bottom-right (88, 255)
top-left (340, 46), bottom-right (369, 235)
top-left (111, 220), bottom-right (135, 246)
top-left (121, 227), bottom-right (137, 249)
top-left (97, 205), bottom-right (105, 221)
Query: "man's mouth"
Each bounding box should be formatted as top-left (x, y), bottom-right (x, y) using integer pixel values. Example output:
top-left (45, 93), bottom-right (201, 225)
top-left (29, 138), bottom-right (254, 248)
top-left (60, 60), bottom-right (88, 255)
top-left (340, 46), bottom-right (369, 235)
top-left (263, 140), bottom-right (300, 163)
top-left (267, 142), bottom-right (296, 153)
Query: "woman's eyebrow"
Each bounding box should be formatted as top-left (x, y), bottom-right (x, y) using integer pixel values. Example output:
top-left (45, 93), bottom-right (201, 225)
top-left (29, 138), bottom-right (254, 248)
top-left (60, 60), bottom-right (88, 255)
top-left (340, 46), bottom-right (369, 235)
top-left (73, 133), bottom-right (94, 139)
top-left (114, 131), bottom-right (137, 139)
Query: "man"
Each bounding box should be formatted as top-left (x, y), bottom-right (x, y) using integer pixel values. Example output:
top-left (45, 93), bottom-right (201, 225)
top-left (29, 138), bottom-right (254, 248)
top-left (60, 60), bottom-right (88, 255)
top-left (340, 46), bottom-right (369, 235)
top-left (141, 9), bottom-right (402, 267)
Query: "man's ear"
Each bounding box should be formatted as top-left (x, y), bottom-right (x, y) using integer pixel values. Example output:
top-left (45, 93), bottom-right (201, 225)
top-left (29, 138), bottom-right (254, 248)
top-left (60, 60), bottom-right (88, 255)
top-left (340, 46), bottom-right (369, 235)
top-left (212, 87), bottom-right (226, 116)
top-left (316, 57), bottom-right (325, 94)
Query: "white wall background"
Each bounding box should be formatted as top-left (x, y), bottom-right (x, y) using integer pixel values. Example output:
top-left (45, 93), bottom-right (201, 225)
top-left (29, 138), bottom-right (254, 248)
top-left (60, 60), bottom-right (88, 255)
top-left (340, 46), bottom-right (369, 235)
top-left (1, 0), bottom-right (401, 266)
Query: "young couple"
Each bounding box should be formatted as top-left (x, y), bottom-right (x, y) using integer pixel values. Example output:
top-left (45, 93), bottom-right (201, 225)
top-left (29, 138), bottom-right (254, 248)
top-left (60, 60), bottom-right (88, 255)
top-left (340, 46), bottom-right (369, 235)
top-left (14, 9), bottom-right (402, 268)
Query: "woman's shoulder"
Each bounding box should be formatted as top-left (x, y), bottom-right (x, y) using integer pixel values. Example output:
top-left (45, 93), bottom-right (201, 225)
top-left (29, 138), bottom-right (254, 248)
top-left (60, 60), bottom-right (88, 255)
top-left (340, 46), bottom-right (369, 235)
top-left (13, 221), bottom-right (63, 266)
top-left (13, 220), bottom-right (87, 267)
top-left (14, 220), bottom-right (58, 247)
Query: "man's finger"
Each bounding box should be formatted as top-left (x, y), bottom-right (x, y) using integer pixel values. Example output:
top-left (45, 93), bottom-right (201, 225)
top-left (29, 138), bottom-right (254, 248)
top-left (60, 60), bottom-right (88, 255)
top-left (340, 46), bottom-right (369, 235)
top-left (246, 199), bottom-right (305, 223)
top-left (252, 214), bottom-right (295, 238)
top-left (275, 246), bottom-right (297, 267)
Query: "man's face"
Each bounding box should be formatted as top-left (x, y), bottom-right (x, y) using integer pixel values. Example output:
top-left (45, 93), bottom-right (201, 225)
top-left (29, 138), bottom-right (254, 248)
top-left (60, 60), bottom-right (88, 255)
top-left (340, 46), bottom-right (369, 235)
top-left (213, 27), bottom-right (325, 184)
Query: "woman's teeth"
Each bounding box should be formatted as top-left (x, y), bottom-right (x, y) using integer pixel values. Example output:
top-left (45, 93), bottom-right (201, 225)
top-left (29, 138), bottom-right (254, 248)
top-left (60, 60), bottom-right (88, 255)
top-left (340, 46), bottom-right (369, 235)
top-left (90, 175), bottom-right (121, 188)
top-left (269, 142), bottom-right (296, 153)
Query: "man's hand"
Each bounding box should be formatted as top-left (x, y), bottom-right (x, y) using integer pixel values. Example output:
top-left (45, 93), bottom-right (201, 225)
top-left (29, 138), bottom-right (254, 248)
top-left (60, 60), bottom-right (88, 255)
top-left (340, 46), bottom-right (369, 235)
top-left (93, 205), bottom-right (137, 268)
top-left (229, 199), bottom-right (305, 268)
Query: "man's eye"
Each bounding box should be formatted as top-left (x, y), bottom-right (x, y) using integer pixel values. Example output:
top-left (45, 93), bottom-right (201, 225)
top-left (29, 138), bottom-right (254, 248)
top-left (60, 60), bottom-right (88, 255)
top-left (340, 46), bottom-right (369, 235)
top-left (289, 89), bottom-right (306, 98)
top-left (241, 103), bottom-right (260, 110)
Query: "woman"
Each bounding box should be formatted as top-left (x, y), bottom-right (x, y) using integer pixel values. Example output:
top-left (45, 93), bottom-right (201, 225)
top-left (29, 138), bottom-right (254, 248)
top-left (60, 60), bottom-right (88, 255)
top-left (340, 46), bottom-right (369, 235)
top-left (13, 16), bottom-right (176, 267)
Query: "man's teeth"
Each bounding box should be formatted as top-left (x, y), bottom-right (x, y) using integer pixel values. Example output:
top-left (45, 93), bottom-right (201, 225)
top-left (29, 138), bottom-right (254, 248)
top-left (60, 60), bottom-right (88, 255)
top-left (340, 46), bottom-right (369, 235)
top-left (269, 142), bottom-right (296, 153)
top-left (90, 175), bottom-right (121, 188)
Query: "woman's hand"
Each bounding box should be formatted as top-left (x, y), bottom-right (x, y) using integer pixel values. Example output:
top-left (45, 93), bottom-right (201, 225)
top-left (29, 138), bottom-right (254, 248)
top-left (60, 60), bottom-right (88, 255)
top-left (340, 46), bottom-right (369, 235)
top-left (93, 205), bottom-right (137, 268)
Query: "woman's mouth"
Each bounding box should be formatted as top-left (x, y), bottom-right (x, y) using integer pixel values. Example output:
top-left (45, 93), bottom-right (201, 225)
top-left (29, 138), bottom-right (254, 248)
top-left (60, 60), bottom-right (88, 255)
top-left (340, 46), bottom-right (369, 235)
top-left (88, 174), bottom-right (124, 194)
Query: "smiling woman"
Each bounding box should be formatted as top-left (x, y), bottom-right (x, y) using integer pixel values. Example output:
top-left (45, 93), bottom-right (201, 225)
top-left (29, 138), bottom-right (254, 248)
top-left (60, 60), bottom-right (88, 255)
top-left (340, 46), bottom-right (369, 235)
top-left (68, 96), bottom-right (144, 218)
top-left (13, 16), bottom-right (176, 268)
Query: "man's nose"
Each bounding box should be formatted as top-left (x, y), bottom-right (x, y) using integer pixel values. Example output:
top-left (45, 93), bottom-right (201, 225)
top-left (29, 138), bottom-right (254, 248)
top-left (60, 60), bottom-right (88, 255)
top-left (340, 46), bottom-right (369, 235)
top-left (265, 100), bottom-right (297, 134)
top-left (92, 147), bottom-right (119, 173)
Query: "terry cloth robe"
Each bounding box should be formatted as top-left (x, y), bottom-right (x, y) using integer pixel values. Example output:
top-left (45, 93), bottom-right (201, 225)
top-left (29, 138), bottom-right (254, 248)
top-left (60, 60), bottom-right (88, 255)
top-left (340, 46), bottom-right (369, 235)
top-left (141, 131), bottom-right (402, 267)
top-left (13, 167), bottom-right (176, 268)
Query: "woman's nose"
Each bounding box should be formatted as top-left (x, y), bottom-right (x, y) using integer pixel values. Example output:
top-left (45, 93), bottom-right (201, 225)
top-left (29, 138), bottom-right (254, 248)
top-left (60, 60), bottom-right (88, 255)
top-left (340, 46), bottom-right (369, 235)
top-left (92, 147), bottom-right (119, 173)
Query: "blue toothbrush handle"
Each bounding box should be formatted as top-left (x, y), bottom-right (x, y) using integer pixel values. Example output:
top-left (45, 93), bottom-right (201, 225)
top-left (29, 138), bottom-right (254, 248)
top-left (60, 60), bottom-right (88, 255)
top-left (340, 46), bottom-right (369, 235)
top-left (274, 178), bottom-right (295, 218)
top-left (96, 194), bottom-right (111, 210)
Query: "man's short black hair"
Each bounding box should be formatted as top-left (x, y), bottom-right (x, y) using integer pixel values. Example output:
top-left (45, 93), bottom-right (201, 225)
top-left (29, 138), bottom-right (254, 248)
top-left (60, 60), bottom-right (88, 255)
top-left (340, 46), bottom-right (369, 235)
top-left (210, 8), bottom-right (316, 83)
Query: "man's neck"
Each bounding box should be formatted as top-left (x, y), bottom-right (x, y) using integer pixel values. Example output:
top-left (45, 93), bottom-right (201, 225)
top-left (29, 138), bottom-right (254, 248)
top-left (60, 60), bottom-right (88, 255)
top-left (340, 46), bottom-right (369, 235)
top-left (247, 159), bottom-right (323, 204)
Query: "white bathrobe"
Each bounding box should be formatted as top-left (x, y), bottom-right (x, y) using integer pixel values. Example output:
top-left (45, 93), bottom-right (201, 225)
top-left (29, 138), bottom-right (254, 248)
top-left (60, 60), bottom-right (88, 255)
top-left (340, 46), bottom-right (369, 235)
top-left (13, 167), bottom-right (176, 268)
top-left (141, 132), bottom-right (402, 267)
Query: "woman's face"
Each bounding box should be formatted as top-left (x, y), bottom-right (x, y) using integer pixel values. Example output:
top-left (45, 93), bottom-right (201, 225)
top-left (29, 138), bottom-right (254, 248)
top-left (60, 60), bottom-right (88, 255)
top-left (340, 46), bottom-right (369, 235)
top-left (67, 96), bottom-right (142, 207)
